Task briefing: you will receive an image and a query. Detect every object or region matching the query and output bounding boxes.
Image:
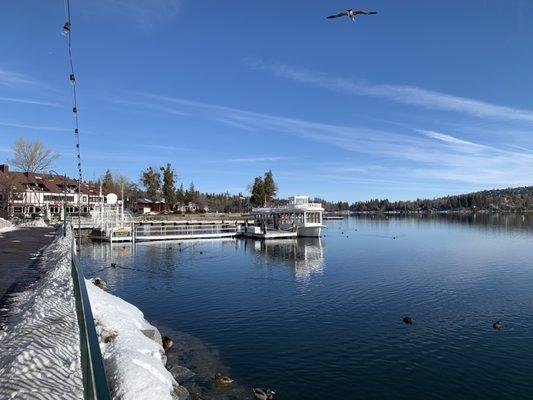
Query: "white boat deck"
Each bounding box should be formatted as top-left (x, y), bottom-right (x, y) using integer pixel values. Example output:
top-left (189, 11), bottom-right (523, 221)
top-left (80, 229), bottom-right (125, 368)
top-left (242, 230), bottom-right (298, 240)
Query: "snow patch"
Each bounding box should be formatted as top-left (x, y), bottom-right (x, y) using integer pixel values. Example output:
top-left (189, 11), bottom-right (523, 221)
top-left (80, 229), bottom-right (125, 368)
top-left (0, 230), bottom-right (83, 398)
top-left (0, 217), bottom-right (16, 233)
top-left (86, 280), bottom-right (188, 400)
top-left (18, 218), bottom-right (48, 228)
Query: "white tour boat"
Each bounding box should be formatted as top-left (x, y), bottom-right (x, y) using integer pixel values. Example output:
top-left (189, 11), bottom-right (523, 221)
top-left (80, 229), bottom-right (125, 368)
top-left (251, 196), bottom-right (325, 237)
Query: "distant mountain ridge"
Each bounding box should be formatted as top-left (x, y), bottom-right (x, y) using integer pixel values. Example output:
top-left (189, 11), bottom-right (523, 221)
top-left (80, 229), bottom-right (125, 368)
top-left (352, 186), bottom-right (533, 213)
top-left (317, 186), bottom-right (533, 213)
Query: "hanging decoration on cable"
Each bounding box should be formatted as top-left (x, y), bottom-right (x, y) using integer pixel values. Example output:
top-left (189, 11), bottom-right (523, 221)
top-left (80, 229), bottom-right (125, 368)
top-left (62, 0), bottom-right (83, 238)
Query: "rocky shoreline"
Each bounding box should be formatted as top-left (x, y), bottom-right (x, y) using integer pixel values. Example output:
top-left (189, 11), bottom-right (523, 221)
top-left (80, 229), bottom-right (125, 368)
top-left (86, 280), bottom-right (190, 400)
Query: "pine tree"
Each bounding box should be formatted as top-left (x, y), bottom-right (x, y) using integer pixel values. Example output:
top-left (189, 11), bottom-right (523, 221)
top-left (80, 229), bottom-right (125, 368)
top-left (185, 181), bottom-right (198, 204)
top-left (102, 170), bottom-right (113, 193)
top-left (140, 166), bottom-right (161, 199)
top-left (250, 176), bottom-right (265, 207)
top-left (160, 163), bottom-right (177, 205)
top-left (176, 183), bottom-right (186, 204)
top-left (263, 170), bottom-right (277, 206)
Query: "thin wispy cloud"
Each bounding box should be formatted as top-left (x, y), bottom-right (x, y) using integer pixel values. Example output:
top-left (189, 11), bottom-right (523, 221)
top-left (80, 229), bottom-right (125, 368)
top-left (0, 122), bottom-right (70, 132)
top-left (0, 68), bottom-right (37, 87)
top-left (226, 157), bottom-right (287, 163)
top-left (114, 93), bottom-right (533, 187)
top-left (0, 96), bottom-right (61, 108)
top-left (417, 129), bottom-right (490, 151)
top-left (251, 61), bottom-right (533, 124)
top-left (84, 0), bottom-right (182, 29)
top-left (508, 144), bottom-right (533, 154)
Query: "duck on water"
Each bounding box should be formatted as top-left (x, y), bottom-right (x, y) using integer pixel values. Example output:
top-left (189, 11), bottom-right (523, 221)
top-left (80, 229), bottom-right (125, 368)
top-left (253, 388), bottom-right (276, 400)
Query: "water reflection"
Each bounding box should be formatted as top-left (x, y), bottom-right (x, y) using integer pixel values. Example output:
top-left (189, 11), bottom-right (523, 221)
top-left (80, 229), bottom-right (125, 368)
top-left (249, 238), bottom-right (324, 282)
top-left (352, 212), bottom-right (533, 233)
top-left (79, 215), bottom-right (533, 400)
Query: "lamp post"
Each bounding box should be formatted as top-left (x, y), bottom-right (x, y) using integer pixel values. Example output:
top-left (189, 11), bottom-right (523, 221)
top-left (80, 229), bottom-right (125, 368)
top-left (48, 170), bottom-right (67, 237)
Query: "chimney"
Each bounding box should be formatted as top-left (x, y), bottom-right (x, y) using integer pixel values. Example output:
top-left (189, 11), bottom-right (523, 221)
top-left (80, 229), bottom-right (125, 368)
top-left (0, 164), bottom-right (8, 173)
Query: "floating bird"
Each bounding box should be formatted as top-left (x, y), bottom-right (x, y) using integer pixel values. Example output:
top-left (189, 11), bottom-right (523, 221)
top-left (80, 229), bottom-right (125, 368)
top-left (111, 262), bottom-right (117, 268)
top-left (214, 372), bottom-right (234, 386)
top-left (403, 316), bottom-right (413, 325)
top-left (493, 320), bottom-right (502, 330)
top-left (253, 388), bottom-right (276, 400)
top-left (327, 9), bottom-right (377, 22)
top-left (162, 336), bottom-right (173, 351)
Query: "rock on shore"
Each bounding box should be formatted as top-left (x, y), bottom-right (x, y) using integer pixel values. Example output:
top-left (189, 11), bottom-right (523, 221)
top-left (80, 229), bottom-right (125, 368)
top-left (86, 280), bottom-right (189, 400)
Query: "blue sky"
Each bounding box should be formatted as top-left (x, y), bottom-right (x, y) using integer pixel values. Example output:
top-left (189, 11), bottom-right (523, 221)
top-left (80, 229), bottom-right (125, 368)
top-left (1, 0), bottom-right (532, 201)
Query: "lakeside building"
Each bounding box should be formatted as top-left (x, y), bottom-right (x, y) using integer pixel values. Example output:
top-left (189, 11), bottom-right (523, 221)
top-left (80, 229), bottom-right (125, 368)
top-left (133, 198), bottom-right (172, 214)
top-left (0, 164), bottom-right (103, 219)
top-left (251, 195), bottom-right (325, 237)
top-left (132, 199), bottom-right (205, 214)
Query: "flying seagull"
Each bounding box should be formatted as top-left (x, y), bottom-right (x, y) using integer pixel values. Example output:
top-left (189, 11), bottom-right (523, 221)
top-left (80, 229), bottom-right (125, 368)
top-left (327, 9), bottom-right (377, 22)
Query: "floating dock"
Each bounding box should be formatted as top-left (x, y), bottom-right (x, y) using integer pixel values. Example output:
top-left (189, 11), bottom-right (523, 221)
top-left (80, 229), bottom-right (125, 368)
top-left (91, 220), bottom-right (246, 243)
top-left (242, 230), bottom-right (298, 240)
top-left (323, 215), bottom-right (345, 220)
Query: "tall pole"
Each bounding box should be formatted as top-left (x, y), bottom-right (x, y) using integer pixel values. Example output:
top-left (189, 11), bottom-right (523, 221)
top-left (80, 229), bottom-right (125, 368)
top-left (63, 174), bottom-right (67, 237)
top-left (121, 182), bottom-right (124, 227)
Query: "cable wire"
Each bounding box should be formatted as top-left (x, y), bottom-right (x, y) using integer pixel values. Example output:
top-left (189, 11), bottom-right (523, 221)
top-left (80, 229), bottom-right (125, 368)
top-left (62, 0), bottom-right (83, 244)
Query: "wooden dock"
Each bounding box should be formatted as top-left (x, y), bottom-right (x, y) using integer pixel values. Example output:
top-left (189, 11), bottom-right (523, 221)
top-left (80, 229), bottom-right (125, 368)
top-left (323, 215), bottom-right (345, 220)
top-left (242, 230), bottom-right (298, 240)
top-left (90, 219), bottom-right (307, 242)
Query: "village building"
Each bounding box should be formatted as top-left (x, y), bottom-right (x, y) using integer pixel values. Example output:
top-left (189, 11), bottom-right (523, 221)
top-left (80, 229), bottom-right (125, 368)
top-left (0, 164), bottom-right (103, 220)
top-left (133, 198), bottom-right (172, 214)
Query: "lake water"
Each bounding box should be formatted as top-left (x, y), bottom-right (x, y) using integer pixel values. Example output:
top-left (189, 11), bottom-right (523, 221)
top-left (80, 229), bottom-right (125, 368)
top-left (81, 214), bottom-right (533, 400)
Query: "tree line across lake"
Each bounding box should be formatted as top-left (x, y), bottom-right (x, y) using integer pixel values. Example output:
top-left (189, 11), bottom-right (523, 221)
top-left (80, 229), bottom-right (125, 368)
top-left (317, 186), bottom-right (533, 213)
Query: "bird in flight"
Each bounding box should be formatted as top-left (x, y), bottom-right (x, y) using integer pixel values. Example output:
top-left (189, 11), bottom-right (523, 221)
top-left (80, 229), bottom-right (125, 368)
top-left (327, 9), bottom-right (377, 22)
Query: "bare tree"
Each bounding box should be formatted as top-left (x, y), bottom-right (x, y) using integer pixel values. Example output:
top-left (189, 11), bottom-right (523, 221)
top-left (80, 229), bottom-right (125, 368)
top-left (9, 138), bottom-right (60, 173)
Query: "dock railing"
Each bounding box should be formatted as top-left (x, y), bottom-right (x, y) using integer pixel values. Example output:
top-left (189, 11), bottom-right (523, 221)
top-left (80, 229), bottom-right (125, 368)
top-left (70, 231), bottom-right (111, 399)
top-left (135, 220), bottom-right (239, 238)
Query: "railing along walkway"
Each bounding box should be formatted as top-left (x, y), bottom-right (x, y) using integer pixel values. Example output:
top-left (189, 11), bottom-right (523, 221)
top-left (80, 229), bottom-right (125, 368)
top-left (71, 234), bottom-right (110, 399)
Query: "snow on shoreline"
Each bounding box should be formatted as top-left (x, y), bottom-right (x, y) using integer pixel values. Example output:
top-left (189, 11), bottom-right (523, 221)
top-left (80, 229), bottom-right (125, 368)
top-left (0, 229), bottom-right (83, 399)
top-left (17, 218), bottom-right (48, 228)
top-left (86, 280), bottom-right (189, 400)
top-left (0, 217), bottom-right (16, 233)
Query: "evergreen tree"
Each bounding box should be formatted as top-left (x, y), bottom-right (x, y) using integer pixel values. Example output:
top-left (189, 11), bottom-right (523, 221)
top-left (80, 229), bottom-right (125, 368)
top-left (102, 170), bottom-right (113, 193)
top-left (250, 176), bottom-right (265, 207)
top-left (185, 181), bottom-right (198, 204)
top-left (263, 170), bottom-right (278, 206)
top-left (160, 163), bottom-right (177, 205)
top-left (176, 183), bottom-right (186, 204)
top-left (140, 166), bottom-right (161, 199)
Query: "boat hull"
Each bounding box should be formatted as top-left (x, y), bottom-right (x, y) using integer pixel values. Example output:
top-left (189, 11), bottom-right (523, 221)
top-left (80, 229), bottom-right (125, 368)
top-left (297, 226), bottom-right (322, 238)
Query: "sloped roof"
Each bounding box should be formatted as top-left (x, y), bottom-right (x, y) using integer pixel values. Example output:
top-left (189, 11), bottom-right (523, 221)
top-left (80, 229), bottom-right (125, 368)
top-left (0, 168), bottom-right (100, 195)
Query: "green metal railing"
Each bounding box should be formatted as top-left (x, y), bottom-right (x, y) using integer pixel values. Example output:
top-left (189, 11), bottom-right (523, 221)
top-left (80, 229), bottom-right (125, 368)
top-left (71, 238), bottom-right (111, 399)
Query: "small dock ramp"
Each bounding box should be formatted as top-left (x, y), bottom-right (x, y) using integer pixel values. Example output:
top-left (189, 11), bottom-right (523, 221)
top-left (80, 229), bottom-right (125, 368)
top-left (133, 220), bottom-right (241, 242)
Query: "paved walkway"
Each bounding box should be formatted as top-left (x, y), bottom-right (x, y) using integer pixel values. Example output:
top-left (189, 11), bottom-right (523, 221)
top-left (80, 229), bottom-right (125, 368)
top-left (0, 226), bottom-right (57, 322)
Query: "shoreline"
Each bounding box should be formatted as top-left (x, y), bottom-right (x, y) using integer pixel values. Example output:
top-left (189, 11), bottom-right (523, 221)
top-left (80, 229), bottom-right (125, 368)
top-left (86, 278), bottom-right (189, 400)
top-left (350, 210), bottom-right (533, 215)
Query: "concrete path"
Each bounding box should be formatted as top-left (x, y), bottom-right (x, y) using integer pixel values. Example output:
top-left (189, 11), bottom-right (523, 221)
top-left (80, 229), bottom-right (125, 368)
top-left (0, 226), bottom-right (57, 322)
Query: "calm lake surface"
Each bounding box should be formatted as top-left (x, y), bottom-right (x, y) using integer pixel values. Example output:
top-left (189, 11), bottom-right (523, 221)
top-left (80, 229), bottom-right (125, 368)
top-left (81, 214), bottom-right (533, 400)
